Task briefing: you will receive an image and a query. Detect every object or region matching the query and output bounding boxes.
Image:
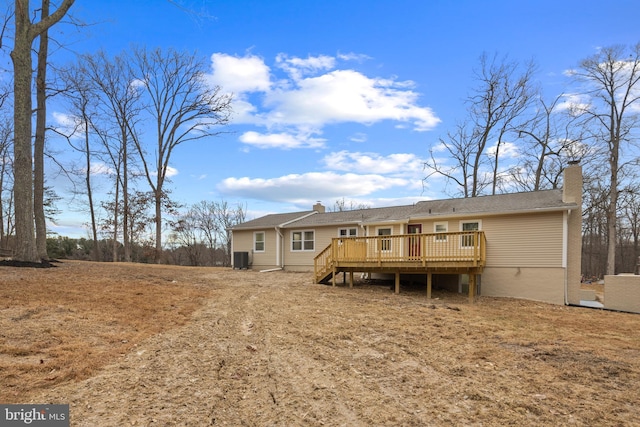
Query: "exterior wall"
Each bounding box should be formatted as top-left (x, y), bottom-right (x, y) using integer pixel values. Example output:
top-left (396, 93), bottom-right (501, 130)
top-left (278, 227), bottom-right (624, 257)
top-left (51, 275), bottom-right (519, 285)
top-left (410, 211), bottom-right (565, 267)
top-left (231, 229), bottom-right (279, 270)
top-left (604, 275), bottom-right (640, 314)
top-left (408, 211), bottom-right (566, 304)
top-left (481, 267), bottom-right (565, 304)
top-left (284, 224), bottom-right (363, 271)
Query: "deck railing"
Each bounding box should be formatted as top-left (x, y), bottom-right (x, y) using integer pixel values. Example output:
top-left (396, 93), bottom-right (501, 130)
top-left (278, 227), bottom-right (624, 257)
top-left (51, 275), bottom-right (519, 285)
top-left (314, 231), bottom-right (486, 282)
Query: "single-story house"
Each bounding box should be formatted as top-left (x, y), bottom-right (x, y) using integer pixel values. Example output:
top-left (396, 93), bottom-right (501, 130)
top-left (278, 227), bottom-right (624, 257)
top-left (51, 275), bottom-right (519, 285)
top-left (230, 163), bottom-right (583, 305)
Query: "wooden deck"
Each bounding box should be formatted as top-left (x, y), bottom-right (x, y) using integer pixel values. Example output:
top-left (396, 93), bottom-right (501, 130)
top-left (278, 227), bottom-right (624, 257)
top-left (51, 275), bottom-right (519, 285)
top-left (313, 231), bottom-right (486, 302)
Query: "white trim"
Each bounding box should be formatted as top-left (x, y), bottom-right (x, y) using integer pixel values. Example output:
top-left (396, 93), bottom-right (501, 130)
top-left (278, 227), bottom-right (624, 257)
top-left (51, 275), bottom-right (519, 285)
top-left (290, 230), bottom-right (315, 252)
top-left (253, 231), bottom-right (265, 253)
top-left (376, 226), bottom-right (393, 252)
top-left (275, 227), bottom-right (283, 268)
top-left (563, 210), bottom-right (569, 305)
top-left (338, 227), bottom-right (358, 237)
top-left (434, 221), bottom-right (448, 242)
top-left (459, 219), bottom-right (481, 249)
top-left (279, 211), bottom-right (318, 228)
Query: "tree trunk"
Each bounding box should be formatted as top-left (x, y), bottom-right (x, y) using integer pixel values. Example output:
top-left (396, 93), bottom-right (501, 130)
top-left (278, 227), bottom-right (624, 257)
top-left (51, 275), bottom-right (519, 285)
top-left (11, 0), bottom-right (75, 263)
top-left (155, 188), bottom-right (162, 263)
top-left (607, 143), bottom-right (619, 275)
top-left (83, 112), bottom-right (100, 261)
top-left (112, 175), bottom-right (120, 262)
top-left (11, 0), bottom-right (38, 262)
top-left (122, 132), bottom-right (131, 262)
top-left (34, 0), bottom-right (50, 261)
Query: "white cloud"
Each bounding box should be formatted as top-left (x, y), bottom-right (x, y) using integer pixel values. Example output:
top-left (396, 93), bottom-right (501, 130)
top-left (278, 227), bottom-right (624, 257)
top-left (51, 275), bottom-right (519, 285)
top-left (151, 166), bottom-right (179, 178)
top-left (239, 130), bottom-right (326, 149)
top-left (349, 132), bottom-right (367, 143)
top-left (209, 53), bottom-right (271, 93)
top-left (556, 93), bottom-right (590, 114)
top-left (207, 52), bottom-right (441, 145)
top-left (276, 53), bottom-right (335, 80)
top-left (52, 112), bottom-right (84, 138)
top-left (486, 141), bottom-right (520, 159)
top-left (166, 166), bottom-right (179, 177)
top-left (90, 162), bottom-right (114, 175)
top-left (323, 151), bottom-right (424, 175)
top-left (263, 69), bottom-right (440, 131)
top-left (337, 52), bottom-right (372, 62)
top-left (218, 171), bottom-right (407, 202)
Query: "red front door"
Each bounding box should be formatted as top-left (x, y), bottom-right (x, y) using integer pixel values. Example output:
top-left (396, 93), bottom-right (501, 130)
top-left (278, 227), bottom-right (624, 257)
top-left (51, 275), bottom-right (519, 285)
top-left (407, 224), bottom-right (422, 258)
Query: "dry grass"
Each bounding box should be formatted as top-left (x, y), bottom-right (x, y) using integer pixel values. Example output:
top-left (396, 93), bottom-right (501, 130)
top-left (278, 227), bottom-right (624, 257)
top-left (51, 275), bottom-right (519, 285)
top-left (1, 261), bottom-right (639, 425)
top-left (0, 261), bottom-right (212, 402)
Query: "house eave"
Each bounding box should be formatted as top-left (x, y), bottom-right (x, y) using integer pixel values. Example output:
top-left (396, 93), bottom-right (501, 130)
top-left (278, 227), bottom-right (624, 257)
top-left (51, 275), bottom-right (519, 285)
top-left (409, 205), bottom-right (577, 221)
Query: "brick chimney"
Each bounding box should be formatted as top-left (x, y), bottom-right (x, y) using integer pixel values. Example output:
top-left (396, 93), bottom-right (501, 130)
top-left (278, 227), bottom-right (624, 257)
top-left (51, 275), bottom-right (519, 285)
top-left (312, 202), bottom-right (325, 213)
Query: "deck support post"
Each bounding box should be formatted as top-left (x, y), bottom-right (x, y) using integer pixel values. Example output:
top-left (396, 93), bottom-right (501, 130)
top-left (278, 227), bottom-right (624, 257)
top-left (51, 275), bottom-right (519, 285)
top-left (395, 271), bottom-right (400, 294)
top-left (349, 271), bottom-right (354, 288)
top-left (468, 273), bottom-right (476, 303)
top-left (427, 272), bottom-right (432, 299)
top-left (332, 267), bottom-right (337, 287)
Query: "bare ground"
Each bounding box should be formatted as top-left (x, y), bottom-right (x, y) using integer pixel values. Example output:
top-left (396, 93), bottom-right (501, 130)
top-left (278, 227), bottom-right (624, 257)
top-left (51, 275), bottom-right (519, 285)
top-left (1, 261), bottom-right (639, 426)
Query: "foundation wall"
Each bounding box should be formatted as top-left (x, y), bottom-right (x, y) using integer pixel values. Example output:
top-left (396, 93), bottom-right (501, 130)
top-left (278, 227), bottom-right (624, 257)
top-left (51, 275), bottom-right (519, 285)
top-left (604, 275), bottom-right (640, 314)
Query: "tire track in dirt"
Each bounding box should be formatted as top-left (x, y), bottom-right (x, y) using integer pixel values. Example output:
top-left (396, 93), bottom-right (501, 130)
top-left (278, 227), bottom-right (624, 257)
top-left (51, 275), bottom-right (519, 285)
top-left (28, 269), bottom-right (640, 426)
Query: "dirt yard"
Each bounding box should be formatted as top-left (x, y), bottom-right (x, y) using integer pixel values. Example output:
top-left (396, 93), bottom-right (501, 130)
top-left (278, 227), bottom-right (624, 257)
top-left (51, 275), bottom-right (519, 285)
top-left (1, 261), bottom-right (639, 426)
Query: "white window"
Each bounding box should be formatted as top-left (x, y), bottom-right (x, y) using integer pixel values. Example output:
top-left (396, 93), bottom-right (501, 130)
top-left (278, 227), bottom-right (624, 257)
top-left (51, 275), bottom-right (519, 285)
top-left (292, 230), bottom-right (314, 251)
top-left (254, 232), bottom-right (265, 252)
top-left (460, 220), bottom-right (480, 248)
top-left (377, 227), bottom-right (392, 252)
top-left (339, 228), bottom-right (357, 238)
top-left (434, 222), bottom-right (448, 241)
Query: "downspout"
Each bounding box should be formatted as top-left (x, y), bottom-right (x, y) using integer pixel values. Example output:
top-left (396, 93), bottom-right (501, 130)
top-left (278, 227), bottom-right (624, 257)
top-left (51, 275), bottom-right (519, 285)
top-left (261, 227), bottom-right (285, 273)
top-left (563, 210), bottom-right (569, 305)
top-left (276, 226), bottom-right (284, 268)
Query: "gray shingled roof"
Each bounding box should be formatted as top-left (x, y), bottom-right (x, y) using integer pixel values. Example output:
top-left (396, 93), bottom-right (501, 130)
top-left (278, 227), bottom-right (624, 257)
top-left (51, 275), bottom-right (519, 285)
top-left (232, 189), bottom-right (577, 230)
top-left (231, 211), bottom-right (314, 230)
top-left (282, 204), bottom-right (416, 228)
top-left (411, 189), bottom-right (574, 218)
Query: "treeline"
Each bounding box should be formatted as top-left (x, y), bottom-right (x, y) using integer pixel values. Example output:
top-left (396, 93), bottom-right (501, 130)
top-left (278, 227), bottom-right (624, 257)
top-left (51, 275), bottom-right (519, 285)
top-left (424, 47), bottom-right (640, 278)
top-left (45, 236), bottom-right (230, 266)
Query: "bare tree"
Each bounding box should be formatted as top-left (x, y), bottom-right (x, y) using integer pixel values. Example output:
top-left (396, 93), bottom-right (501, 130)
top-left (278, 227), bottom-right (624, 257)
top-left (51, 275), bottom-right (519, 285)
top-left (56, 62), bottom-right (102, 260)
top-left (331, 198), bottom-right (371, 212)
top-left (0, 117), bottom-right (13, 250)
top-left (11, 0), bottom-right (74, 262)
top-left (210, 200), bottom-right (245, 266)
top-left (426, 53), bottom-right (536, 197)
top-left (510, 95), bottom-right (590, 191)
top-left (572, 43), bottom-right (640, 275)
top-left (82, 50), bottom-right (143, 262)
top-left (129, 47), bottom-right (232, 263)
top-left (426, 122), bottom-right (479, 198)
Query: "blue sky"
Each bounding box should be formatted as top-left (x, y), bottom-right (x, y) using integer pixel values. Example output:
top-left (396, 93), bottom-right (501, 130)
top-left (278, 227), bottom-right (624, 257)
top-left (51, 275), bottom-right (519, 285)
top-left (43, 0), bottom-right (639, 237)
